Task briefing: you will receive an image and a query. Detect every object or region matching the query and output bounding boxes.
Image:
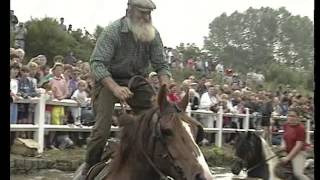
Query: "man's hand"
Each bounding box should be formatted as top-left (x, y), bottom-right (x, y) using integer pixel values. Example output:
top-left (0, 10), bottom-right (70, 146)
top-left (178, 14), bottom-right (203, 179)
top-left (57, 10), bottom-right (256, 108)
top-left (112, 85), bottom-right (133, 101)
top-left (280, 156), bottom-right (290, 164)
top-left (101, 77), bottom-right (133, 101)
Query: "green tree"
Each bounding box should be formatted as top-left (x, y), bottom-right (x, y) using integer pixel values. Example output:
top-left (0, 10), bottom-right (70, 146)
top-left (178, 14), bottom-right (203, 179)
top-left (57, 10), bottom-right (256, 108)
top-left (25, 17), bottom-right (77, 65)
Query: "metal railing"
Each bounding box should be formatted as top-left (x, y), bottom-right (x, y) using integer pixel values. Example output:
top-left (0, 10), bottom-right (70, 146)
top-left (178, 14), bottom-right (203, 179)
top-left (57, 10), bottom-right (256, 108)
top-left (10, 94), bottom-right (314, 153)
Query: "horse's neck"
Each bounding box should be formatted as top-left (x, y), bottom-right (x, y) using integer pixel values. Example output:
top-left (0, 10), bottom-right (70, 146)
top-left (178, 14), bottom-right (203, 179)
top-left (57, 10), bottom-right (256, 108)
top-left (107, 157), bottom-right (158, 180)
top-left (259, 137), bottom-right (281, 180)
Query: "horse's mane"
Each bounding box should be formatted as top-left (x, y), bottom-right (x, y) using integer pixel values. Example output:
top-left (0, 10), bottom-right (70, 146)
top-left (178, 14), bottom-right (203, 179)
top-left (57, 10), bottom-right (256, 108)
top-left (109, 106), bottom-right (159, 173)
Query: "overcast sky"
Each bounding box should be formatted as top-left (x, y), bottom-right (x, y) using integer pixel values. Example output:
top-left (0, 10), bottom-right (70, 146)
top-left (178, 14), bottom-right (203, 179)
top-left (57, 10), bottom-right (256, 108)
top-left (11, 0), bottom-right (314, 48)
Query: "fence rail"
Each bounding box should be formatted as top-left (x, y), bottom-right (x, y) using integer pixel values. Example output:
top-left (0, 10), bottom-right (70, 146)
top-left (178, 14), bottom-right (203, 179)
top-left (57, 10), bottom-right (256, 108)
top-left (10, 94), bottom-right (314, 153)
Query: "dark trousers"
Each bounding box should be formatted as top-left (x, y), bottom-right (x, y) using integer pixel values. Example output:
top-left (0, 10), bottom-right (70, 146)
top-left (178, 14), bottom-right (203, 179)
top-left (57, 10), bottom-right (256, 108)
top-left (85, 86), bottom-right (117, 167)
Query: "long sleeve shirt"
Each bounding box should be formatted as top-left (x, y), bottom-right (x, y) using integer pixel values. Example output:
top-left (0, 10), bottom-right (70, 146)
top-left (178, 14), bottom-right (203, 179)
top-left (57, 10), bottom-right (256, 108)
top-left (49, 76), bottom-right (68, 100)
top-left (199, 92), bottom-right (218, 110)
top-left (90, 17), bottom-right (171, 86)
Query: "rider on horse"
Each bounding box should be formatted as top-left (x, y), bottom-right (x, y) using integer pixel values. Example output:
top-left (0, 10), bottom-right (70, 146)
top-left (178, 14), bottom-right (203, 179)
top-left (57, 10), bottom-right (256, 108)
top-left (80, 0), bottom-right (171, 178)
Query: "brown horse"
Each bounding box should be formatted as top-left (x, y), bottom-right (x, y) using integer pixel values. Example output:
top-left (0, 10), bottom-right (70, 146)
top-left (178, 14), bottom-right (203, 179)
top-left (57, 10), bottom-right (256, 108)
top-left (100, 84), bottom-right (212, 180)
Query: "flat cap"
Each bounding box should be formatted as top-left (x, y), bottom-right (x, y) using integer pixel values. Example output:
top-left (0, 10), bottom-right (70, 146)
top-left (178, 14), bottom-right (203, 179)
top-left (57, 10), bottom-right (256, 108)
top-left (128, 0), bottom-right (156, 11)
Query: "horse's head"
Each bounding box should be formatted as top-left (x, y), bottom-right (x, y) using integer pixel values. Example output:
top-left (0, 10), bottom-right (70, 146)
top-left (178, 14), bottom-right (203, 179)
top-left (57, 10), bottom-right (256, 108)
top-left (115, 84), bottom-right (209, 180)
top-left (152, 84), bottom-right (208, 180)
top-left (231, 131), bottom-right (265, 173)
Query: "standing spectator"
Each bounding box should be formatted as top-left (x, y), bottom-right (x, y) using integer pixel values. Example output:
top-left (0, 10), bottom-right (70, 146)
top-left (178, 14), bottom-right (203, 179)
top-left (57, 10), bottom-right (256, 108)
top-left (64, 52), bottom-right (77, 66)
top-left (70, 80), bottom-right (90, 126)
top-left (197, 75), bottom-right (208, 97)
top-left (148, 72), bottom-right (159, 92)
top-left (189, 88), bottom-right (200, 110)
top-left (14, 48), bottom-right (25, 64)
top-left (17, 66), bottom-right (39, 138)
top-left (167, 83), bottom-right (181, 103)
top-left (67, 24), bottom-right (73, 33)
top-left (48, 63), bottom-right (68, 149)
top-left (10, 10), bottom-right (19, 32)
top-left (38, 65), bottom-right (53, 88)
top-left (10, 63), bottom-right (21, 124)
top-left (27, 62), bottom-right (39, 89)
top-left (68, 67), bottom-right (81, 98)
top-left (260, 94), bottom-right (273, 145)
top-left (14, 23), bottom-right (27, 50)
top-left (59, 17), bottom-right (67, 31)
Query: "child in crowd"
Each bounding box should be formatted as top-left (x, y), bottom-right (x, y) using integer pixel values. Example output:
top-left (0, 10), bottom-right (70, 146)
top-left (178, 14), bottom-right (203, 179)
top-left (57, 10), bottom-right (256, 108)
top-left (70, 80), bottom-right (89, 126)
top-left (17, 65), bottom-right (40, 138)
top-left (68, 67), bottom-right (81, 99)
top-left (10, 63), bottom-right (21, 124)
top-left (48, 63), bottom-right (68, 149)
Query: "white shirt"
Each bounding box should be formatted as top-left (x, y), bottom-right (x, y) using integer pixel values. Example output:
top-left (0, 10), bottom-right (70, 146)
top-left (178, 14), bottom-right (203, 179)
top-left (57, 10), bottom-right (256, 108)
top-left (10, 78), bottom-right (19, 94)
top-left (71, 89), bottom-right (88, 106)
top-left (199, 92), bottom-right (218, 110)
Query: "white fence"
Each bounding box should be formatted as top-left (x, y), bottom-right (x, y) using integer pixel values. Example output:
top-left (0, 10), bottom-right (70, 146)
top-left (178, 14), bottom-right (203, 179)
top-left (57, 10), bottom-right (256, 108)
top-left (10, 94), bottom-right (314, 153)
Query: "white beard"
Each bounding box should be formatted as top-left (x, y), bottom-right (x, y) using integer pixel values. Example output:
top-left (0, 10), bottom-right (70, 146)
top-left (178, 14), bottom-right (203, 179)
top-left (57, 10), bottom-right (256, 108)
top-left (127, 17), bottom-right (156, 42)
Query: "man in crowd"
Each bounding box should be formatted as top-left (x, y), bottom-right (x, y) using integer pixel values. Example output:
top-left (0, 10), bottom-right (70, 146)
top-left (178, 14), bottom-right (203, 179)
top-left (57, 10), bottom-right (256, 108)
top-left (80, 0), bottom-right (171, 177)
top-left (10, 10), bottom-right (19, 32)
top-left (14, 23), bottom-right (27, 50)
top-left (59, 17), bottom-right (67, 31)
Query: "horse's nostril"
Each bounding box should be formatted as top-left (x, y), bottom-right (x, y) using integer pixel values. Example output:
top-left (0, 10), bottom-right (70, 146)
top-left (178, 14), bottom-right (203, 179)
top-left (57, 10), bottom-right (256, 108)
top-left (194, 173), bottom-right (206, 180)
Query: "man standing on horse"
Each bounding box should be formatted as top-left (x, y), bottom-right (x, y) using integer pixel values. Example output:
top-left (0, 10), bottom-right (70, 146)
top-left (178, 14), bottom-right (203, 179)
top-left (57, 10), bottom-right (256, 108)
top-left (80, 0), bottom-right (171, 177)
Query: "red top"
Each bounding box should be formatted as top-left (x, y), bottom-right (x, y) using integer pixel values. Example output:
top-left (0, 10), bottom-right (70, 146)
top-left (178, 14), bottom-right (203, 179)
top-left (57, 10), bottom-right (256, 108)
top-left (283, 123), bottom-right (306, 153)
top-left (167, 93), bottom-right (181, 103)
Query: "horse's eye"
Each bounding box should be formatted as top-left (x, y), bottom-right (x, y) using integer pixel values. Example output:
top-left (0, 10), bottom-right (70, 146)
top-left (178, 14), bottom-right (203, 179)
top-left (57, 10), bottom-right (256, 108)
top-left (161, 129), bottom-right (173, 137)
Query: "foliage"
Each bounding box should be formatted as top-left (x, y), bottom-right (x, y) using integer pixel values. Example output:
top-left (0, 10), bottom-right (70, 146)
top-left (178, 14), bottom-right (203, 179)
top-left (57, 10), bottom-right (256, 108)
top-left (24, 17), bottom-right (96, 65)
top-left (24, 17), bottom-right (78, 64)
top-left (176, 43), bottom-right (202, 62)
top-left (203, 7), bottom-right (314, 73)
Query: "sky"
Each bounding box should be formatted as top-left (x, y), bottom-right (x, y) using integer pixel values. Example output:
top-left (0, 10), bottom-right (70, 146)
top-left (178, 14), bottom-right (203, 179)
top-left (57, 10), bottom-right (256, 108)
top-left (10, 0), bottom-right (314, 48)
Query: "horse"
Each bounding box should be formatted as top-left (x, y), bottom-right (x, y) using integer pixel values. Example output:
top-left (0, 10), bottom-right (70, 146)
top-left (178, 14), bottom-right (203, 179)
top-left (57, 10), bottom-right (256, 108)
top-left (231, 131), bottom-right (313, 180)
top-left (74, 84), bottom-right (214, 180)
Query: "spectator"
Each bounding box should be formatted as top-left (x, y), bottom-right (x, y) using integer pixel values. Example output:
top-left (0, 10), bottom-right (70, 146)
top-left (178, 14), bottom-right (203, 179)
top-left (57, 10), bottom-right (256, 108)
top-left (38, 65), bottom-right (53, 88)
top-left (17, 65), bottom-right (39, 138)
top-left (64, 52), bottom-right (77, 66)
top-left (68, 67), bottom-right (81, 98)
top-left (189, 88), bottom-right (200, 110)
top-left (48, 63), bottom-right (68, 149)
top-left (68, 24), bottom-right (73, 33)
top-left (14, 48), bottom-right (25, 63)
top-left (70, 80), bottom-right (90, 126)
top-left (148, 72), bottom-right (159, 92)
top-left (196, 75), bottom-right (208, 97)
top-left (14, 23), bottom-right (27, 50)
top-left (167, 83), bottom-right (181, 103)
top-left (10, 63), bottom-right (21, 124)
top-left (260, 94), bottom-right (273, 145)
top-left (27, 61), bottom-right (39, 89)
top-left (59, 17), bottom-right (67, 31)
top-left (10, 10), bottom-right (19, 32)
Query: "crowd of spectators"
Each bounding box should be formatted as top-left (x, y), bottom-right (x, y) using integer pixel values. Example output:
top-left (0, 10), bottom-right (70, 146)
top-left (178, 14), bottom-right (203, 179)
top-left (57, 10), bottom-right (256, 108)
top-left (10, 48), bottom-right (95, 149)
top-left (148, 72), bottom-right (314, 145)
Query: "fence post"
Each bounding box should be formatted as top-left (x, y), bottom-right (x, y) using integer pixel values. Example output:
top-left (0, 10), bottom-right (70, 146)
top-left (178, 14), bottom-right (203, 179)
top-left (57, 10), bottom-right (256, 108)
top-left (243, 108), bottom-right (250, 131)
top-left (306, 119), bottom-right (311, 144)
top-left (33, 94), bottom-right (46, 153)
top-left (215, 106), bottom-right (223, 148)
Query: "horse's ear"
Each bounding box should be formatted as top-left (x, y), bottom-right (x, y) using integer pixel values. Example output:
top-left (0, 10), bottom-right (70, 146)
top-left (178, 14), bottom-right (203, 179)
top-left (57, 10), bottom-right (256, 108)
top-left (177, 88), bottom-right (189, 111)
top-left (158, 84), bottom-right (170, 112)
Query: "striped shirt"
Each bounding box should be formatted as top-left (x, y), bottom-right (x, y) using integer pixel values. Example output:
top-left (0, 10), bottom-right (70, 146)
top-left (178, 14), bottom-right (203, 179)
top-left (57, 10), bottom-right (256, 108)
top-left (90, 17), bottom-right (171, 86)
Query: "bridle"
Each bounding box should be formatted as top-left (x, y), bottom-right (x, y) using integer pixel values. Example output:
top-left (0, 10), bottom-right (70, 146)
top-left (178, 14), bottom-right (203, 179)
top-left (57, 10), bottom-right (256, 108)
top-left (142, 108), bottom-right (186, 180)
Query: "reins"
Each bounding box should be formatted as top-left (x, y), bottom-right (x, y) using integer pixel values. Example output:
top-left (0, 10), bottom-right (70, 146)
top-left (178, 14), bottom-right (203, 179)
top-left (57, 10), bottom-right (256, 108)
top-left (244, 149), bottom-right (283, 173)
